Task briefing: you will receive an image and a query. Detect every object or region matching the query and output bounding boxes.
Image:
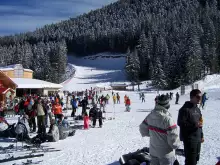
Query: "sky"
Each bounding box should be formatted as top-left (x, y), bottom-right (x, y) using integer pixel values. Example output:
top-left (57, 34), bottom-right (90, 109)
top-left (0, 0), bottom-right (118, 36)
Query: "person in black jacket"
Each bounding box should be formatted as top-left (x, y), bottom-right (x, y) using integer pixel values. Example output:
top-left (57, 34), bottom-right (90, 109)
top-left (90, 104), bottom-right (103, 128)
top-left (81, 97), bottom-right (88, 116)
top-left (177, 89), bottom-right (204, 165)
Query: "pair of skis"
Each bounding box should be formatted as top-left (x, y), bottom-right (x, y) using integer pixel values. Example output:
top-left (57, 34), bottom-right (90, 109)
top-left (0, 144), bottom-right (61, 163)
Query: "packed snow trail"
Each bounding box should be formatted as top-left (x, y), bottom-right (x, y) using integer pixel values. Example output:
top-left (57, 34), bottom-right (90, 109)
top-left (62, 55), bottom-right (126, 91)
top-left (2, 90), bottom-right (220, 165)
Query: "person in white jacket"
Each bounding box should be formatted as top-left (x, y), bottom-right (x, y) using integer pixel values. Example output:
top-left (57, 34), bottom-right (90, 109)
top-left (139, 94), bottom-right (180, 165)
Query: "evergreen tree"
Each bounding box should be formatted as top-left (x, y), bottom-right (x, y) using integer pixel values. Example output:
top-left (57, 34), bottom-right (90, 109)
top-left (152, 57), bottom-right (167, 89)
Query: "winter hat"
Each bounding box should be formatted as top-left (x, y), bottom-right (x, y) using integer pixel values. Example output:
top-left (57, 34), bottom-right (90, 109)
top-left (157, 94), bottom-right (170, 109)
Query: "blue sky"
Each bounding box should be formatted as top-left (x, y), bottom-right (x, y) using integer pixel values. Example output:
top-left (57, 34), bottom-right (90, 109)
top-left (0, 0), bottom-right (117, 36)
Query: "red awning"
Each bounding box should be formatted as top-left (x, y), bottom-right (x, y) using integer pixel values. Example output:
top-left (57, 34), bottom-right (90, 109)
top-left (0, 88), bottom-right (15, 95)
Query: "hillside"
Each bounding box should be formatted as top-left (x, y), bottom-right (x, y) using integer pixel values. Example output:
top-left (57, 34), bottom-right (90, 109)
top-left (62, 53), bottom-right (126, 91)
top-left (0, 0), bottom-right (220, 88)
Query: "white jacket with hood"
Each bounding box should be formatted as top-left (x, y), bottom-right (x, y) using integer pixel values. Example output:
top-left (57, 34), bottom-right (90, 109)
top-left (139, 104), bottom-right (180, 159)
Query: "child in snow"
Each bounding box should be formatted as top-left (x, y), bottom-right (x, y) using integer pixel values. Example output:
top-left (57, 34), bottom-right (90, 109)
top-left (84, 112), bottom-right (89, 129)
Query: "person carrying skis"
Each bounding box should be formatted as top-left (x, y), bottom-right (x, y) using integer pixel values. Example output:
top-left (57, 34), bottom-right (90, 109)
top-left (200, 92), bottom-right (208, 109)
top-left (177, 89), bottom-right (204, 165)
top-left (139, 94), bottom-right (180, 165)
top-left (125, 97), bottom-right (131, 112)
top-left (175, 92), bottom-right (179, 104)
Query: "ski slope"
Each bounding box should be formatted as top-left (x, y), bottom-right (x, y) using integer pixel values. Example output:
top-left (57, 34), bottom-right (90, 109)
top-left (61, 54), bottom-right (127, 91)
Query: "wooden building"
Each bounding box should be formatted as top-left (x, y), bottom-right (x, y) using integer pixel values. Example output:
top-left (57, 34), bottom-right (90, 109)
top-left (110, 83), bottom-right (128, 91)
top-left (0, 64), bottom-right (33, 79)
top-left (0, 71), bottom-right (17, 105)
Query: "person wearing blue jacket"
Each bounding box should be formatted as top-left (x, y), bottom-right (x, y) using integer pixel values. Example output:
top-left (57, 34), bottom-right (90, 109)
top-left (71, 96), bottom-right (77, 117)
top-left (201, 92), bottom-right (208, 109)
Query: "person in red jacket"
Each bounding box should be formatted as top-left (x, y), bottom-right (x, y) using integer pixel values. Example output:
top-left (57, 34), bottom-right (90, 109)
top-left (84, 112), bottom-right (89, 130)
top-left (52, 101), bottom-right (63, 119)
top-left (125, 97), bottom-right (131, 112)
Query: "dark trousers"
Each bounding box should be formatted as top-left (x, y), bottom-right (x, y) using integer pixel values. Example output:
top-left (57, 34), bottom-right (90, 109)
top-left (175, 98), bottom-right (179, 104)
top-left (183, 140), bottom-right (201, 165)
top-left (37, 116), bottom-right (46, 134)
top-left (71, 107), bottom-right (76, 117)
top-left (93, 117), bottom-right (102, 127)
top-left (82, 107), bottom-right (86, 115)
top-left (0, 111), bottom-right (4, 117)
top-left (29, 117), bottom-right (36, 132)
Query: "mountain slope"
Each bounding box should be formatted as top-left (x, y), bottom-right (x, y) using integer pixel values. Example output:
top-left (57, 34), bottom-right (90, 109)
top-left (62, 54), bottom-right (126, 91)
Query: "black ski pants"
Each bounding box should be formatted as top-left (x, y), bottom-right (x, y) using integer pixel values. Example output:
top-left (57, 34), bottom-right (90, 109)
top-left (82, 106), bottom-right (86, 115)
top-left (183, 140), bottom-right (201, 165)
top-left (93, 117), bottom-right (102, 127)
top-left (71, 107), bottom-right (76, 117)
top-left (29, 117), bottom-right (36, 132)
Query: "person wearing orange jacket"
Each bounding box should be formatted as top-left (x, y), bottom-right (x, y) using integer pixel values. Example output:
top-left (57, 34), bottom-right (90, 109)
top-left (125, 97), bottom-right (131, 112)
top-left (52, 101), bottom-right (63, 119)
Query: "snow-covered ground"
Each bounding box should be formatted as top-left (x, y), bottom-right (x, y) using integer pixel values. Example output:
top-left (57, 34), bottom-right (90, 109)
top-left (61, 54), bottom-right (127, 91)
top-left (2, 55), bottom-right (220, 165)
top-left (2, 88), bottom-right (220, 165)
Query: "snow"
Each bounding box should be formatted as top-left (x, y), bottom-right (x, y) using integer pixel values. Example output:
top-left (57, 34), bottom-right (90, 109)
top-left (61, 54), bottom-right (127, 91)
top-left (12, 78), bottom-right (63, 89)
top-left (1, 55), bottom-right (220, 165)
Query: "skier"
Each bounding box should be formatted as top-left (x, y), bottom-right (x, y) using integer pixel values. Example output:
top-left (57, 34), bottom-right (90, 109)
top-left (113, 94), bottom-right (116, 104)
top-left (139, 93), bottom-right (142, 100)
top-left (125, 97), bottom-right (131, 112)
top-left (139, 94), bottom-right (180, 165)
top-left (81, 97), bottom-right (88, 116)
top-left (169, 92), bottom-right (173, 100)
top-left (106, 94), bottom-right (110, 104)
top-left (200, 92), bottom-right (208, 109)
top-left (141, 93), bottom-right (145, 103)
top-left (116, 93), bottom-right (120, 104)
top-left (36, 98), bottom-right (46, 134)
top-left (83, 112), bottom-right (89, 130)
top-left (178, 89), bottom-right (204, 165)
top-left (175, 92), bottom-right (179, 104)
top-left (90, 104), bottom-right (103, 128)
top-left (124, 95), bottom-right (128, 106)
